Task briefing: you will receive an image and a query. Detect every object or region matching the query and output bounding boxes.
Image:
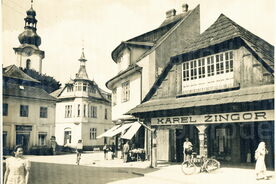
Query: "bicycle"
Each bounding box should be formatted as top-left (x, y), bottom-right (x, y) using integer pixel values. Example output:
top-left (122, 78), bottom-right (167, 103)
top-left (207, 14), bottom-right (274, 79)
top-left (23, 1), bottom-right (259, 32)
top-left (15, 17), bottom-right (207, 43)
top-left (181, 152), bottom-right (220, 175)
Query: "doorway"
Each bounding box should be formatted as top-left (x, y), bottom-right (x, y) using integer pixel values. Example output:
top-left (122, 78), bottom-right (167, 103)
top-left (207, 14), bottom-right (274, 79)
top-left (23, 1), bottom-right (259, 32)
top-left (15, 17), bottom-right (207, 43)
top-left (16, 132), bottom-right (30, 151)
top-left (175, 125), bottom-right (199, 162)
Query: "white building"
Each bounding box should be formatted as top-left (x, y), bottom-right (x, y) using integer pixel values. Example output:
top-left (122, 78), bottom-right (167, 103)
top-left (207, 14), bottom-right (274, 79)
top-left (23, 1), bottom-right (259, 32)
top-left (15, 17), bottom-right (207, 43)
top-left (3, 65), bottom-right (56, 153)
top-left (52, 50), bottom-right (113, 150)
top-left (105, 4), bottom-right (200, 153)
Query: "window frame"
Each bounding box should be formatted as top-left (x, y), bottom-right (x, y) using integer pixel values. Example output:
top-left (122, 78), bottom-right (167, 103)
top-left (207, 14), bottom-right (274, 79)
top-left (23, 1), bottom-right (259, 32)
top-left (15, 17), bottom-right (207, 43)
top-left (38, 133), bottom-right (47, 146)
top-left (90, 128), bottom-right (97, 140)
top-left (121, 81), bottom-right (130, 103)
top-left (3, 103), bottom-right (8, 116)
top-left (65, 105), bottom-right (72, 118)
top-left (20, 105), bottom-right (29, 117)
top-left (40, 107), bottom-right (48, 118)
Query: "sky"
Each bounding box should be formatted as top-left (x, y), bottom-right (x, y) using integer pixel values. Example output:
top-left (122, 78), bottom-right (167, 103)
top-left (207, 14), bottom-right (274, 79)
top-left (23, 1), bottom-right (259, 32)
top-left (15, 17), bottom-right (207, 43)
top-left (2, 0), bottom-right (275, 92)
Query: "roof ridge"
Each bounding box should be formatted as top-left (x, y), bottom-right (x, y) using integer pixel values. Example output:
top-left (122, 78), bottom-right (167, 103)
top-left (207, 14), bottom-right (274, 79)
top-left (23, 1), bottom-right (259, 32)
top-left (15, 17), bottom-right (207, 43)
top-left (220, 14), bottom-right (274, 47)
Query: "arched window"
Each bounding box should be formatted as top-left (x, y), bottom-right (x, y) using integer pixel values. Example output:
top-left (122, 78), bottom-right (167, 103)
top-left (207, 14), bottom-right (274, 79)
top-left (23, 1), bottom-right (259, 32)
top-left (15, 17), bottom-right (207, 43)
top-left (26, 59), bottom-right (31, 69)
top-left (64, 127), bottom-right (72, 145)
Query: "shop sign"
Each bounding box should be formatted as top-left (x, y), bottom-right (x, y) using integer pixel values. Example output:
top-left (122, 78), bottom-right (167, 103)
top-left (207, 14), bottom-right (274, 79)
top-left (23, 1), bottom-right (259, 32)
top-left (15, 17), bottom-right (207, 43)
top-left (151, 110), bottom-right (274, 125)
top-left (16, 125), bottom-right (32, 131)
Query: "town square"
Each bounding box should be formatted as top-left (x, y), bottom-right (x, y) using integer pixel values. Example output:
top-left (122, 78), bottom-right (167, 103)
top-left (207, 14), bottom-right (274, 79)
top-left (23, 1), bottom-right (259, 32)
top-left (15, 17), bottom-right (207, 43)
top-left (2, 0), bottom-right (275, 183)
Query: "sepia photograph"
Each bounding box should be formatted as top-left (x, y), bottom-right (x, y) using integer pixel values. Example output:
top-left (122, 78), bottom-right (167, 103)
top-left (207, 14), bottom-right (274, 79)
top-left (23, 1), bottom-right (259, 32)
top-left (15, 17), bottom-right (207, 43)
top-left (1, 0), bottom-right (275, 183)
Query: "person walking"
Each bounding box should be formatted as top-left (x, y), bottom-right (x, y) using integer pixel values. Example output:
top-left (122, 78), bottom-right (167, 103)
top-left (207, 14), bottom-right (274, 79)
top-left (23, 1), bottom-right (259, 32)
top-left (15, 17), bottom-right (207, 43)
top-left (183, 138), bottom-right (193, 162)
top-left (103, 144), bottom-right (108, 160)
top-left (255, 142), bottom-right (269, 180)
top-left (123, 141), bottom-right (130, 163)
top-left (110, 142), bottom-right (116, 160)
top-left (4, 145), bottom-right (31, 184)
top-left (50, 136), bottom-right (57, 155)
top-left (76, 139), bottom-right (83, 165)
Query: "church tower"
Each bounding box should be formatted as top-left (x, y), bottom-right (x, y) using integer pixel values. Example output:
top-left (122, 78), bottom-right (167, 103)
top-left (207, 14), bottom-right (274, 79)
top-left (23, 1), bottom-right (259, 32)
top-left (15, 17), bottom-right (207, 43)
top-left (13, 1), bottom-right (45, 73)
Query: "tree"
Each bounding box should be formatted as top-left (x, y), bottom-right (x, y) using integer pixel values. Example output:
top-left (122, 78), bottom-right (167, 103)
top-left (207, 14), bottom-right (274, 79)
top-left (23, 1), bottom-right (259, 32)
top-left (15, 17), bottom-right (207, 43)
top-left (22, 68), bottom-right (61, 93)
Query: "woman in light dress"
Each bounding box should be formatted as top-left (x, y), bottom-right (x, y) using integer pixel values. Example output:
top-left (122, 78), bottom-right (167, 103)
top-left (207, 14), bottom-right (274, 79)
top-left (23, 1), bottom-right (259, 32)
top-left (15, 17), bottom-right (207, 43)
top-left (4, 145), bottom-right (31, 184)
top-left (255, 142), bottom-right (268, 180)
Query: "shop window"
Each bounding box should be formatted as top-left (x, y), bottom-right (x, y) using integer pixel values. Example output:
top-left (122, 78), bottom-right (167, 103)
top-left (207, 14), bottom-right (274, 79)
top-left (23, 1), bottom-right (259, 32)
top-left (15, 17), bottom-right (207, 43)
top-left (20, 105), bottom-right (29, 117)
top-left (38, 133), bottom-right (47, 146)
top-left (3, 103), bottom-right (8, 116)
top-left (215, 128), bottom-right (231, 156)
top-left (40, 107), bottom-right (48, 118)
top-left (122, 81), bottom-right (130, 102)
top-left (65, 105), bottom-right (72, 118)
top-left (3, 131), bottom-right (7, 147)
top-left (90, 128), bottom-right (97, 140)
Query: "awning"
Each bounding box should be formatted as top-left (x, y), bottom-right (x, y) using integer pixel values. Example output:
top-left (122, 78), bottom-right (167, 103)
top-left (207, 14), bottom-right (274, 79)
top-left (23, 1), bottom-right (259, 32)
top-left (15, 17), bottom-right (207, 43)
top-left (108, 123), bottom-right (133, 137)
top-left (96, 125), bottom-right (120, 139)
top-left (121, 122), bottom-right (141, 140)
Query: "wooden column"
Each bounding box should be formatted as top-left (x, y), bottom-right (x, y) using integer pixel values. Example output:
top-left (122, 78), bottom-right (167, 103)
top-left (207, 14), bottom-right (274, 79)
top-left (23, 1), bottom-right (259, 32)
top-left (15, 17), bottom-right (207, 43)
top-left (195, 125), bottom-right (208, 157)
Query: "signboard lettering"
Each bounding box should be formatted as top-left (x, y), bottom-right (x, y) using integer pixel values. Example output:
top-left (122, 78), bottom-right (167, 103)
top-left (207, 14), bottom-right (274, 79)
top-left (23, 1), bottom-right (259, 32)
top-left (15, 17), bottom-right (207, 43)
top-left (151, 110), bottom-right (273, 126)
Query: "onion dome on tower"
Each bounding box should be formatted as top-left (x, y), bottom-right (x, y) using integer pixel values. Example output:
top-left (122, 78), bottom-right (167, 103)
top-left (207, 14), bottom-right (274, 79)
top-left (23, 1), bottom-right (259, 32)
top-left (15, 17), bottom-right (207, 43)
top-left (18, 5), bottom-right (41, 47)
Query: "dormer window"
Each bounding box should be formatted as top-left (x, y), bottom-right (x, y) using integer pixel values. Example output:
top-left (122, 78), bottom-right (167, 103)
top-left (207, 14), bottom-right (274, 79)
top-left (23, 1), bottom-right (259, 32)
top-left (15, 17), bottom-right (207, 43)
top-left (75, 82), bottom-right (82, 91)
top-left (182, 50), bottom-right (234, 94)
top-left (89, 86), bottom-right (96, 93)
top-left (83, 83), bottom-right (88, 92)
top-left (67, 85), bottom-right (73, 92)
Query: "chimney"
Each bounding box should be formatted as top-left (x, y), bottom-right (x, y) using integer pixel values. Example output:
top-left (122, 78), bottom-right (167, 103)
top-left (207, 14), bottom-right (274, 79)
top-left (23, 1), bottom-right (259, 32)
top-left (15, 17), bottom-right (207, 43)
top-left (182, 3), bottom-right (189, 12)
top-left (166, 9), bottom-right (176, 18)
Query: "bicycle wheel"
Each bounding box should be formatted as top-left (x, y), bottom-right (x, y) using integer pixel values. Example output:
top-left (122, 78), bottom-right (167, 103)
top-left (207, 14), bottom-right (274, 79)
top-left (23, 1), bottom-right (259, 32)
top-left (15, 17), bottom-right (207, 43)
top-left (205, 159), bottom-right (220, 173)
top-left (181, 161), bottom-right (196, 175)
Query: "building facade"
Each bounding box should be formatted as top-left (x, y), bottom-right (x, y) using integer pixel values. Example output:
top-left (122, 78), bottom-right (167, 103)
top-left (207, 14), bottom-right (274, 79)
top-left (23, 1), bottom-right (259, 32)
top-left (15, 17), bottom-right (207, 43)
top-left (128, 14), bottom-right (274, 168)
top-left (105, 4), bottom-right (200, 153)
top-left (3, 65), bottom-right (56, 153)
top-left (2, 4), bottom-right (57, 154)
top-left (52, 50), bottom-right (113, 150)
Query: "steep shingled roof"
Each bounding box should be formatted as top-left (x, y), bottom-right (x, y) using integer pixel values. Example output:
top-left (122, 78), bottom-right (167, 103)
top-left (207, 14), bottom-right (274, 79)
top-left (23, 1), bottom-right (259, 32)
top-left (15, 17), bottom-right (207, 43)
top-left (180, 14), bottom-right (274, 68)
top-left (3, 80), bottom-right (56, 101)
top-left (111, 8), bottom-right (193, 62)
top-left (3, 65), bottom-right (39, 83)
top-left (132, 14), bottom-right (274, 109)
